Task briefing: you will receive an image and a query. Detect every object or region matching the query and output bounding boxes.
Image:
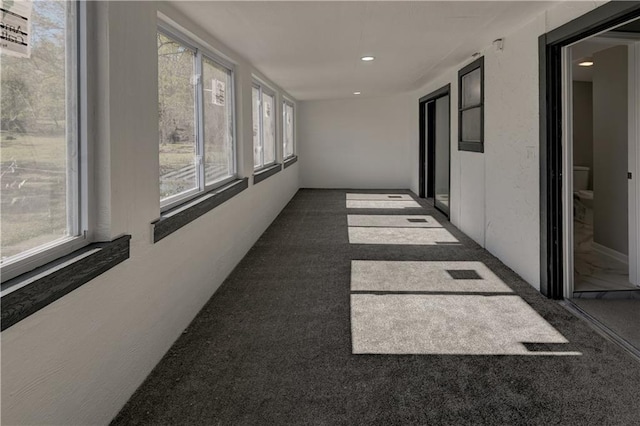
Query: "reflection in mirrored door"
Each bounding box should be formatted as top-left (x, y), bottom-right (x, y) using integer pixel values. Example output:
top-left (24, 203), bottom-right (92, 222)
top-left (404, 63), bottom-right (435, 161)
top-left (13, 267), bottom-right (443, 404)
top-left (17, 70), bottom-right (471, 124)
top-left (424, 102), bottom-right (434, 199)
top-left (434, 95), bottom-right (450, 215)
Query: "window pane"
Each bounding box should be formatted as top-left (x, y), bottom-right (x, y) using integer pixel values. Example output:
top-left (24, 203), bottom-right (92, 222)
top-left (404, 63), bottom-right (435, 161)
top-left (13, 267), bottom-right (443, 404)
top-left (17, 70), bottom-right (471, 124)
top-left (284, 103), bottom-right (294, 158)
top-left (252, 87), bottom-right (261, 168)
top-left (462, 68), bottom-right (481, 108)
top-left (158, 32), bottom-right (197, 202)
top-left (202, 57), bottom-right (233, 185)
top-left (263, 92), bottom-right (275, 165)
top-left (461, 107), bottom-right (482, 142)
top-left (1, 1), bottom-right (77, 261)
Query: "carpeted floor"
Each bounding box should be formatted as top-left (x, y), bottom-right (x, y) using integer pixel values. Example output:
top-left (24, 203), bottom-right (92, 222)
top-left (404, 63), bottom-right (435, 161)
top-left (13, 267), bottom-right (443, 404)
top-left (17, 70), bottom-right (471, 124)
top-left (112, 189), bottom-right (640, 425)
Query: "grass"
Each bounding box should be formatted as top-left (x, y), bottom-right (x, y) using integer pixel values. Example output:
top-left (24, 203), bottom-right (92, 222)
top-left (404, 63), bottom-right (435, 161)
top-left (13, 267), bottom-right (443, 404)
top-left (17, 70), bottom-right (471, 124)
top-left (160, 141), bottom-right (196, 175)
top-left (1, 132), bottom-right (68, 259)
top-left (159, 141), bottom-right (231, 199)
top-left (1, 134), bottom-right (232, 257)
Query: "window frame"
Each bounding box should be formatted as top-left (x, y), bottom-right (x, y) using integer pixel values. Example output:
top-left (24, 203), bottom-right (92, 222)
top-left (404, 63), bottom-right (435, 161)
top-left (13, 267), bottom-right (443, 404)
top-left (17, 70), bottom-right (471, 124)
top-left (252, 80), bottom-right (278, 171)
top-left (157, 22), bottom-right (238, 212)
top-left (282, 98), bottom-right (295, 160)
top-left (0, 2), bottom-right (133, 329)
top-left (1, 0), bottom-right (91, 283)
top-left (457, 56), bottom-right (485, 153)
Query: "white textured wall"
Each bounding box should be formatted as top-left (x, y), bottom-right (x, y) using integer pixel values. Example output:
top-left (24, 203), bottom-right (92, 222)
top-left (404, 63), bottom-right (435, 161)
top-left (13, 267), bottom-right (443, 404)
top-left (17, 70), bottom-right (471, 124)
top-left (482, 15), bottom-right (544, 287)
top-left (1, 2), bottom-right (299, 424)
top-left (298, 95), bottom-right (411, 189)
top-left (573, 81), bottom-right (594, 187)
top-left (408, 1), bottom-right (607, 289)
top-left (593, 45), bottom-right (629, 255)
top-left (0, 1), bottom-right (613, 423)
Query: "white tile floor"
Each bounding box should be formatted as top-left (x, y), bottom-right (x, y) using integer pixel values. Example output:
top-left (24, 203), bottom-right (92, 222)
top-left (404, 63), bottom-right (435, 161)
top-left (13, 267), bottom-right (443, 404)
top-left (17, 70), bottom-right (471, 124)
top-left (573, 218), bottom-right (636, 292)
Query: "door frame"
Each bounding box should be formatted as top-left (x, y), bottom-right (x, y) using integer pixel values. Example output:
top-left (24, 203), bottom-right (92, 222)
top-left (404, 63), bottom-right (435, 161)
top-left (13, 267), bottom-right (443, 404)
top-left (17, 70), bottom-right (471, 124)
top-left (419, 101), bottom-right (435, 199)
top-left (539, 2), bottom-right (640, 299)
top-left (631, 40), bottom-right (640, 287)
top-left (560, 46), bottom-right (574, 297)
top-left (561, 36), bottom-right (639, 296)
top-left (419, 84), bottom-right (451, 217)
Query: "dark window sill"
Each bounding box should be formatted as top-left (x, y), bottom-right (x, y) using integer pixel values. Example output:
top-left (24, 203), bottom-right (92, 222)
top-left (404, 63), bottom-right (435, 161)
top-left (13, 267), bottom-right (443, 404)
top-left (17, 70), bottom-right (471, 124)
top-left (459, 141), bottom-right (484, 153)
top-left (1, 235), bottom-right (132, 331)
top-left (283, 155), bottom-right (298, 169)
top-left (152, 178), bottom-right (249, 243)
top-left (253, 163), bottom-right (282, 184)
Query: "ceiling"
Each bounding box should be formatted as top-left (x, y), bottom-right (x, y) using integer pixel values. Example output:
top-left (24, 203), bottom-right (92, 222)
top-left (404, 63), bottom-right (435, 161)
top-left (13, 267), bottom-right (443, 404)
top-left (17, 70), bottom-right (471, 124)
top-left (170, 1), bottom-right (556, 101)
top-left (571, 17), bottom-right (640, 82)
top-left (570, 38), bottom-right (619, 82)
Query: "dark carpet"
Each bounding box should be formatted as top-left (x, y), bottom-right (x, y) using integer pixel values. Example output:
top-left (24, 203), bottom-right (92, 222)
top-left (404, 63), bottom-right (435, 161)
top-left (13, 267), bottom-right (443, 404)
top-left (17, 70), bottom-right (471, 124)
top-left (112, 189), bottom-right (640, 425)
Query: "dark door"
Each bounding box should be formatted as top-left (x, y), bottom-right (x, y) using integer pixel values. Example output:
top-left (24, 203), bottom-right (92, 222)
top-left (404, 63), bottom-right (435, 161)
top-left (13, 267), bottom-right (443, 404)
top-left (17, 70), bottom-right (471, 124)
top-left (419, 85), bottom-right (451, 217)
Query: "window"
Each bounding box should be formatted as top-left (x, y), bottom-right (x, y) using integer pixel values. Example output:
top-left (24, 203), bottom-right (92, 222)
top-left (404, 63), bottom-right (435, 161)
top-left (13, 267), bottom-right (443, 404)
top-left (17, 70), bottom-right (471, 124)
top-left (1, 1), bottom-right (85, 281)
top-left (458, 56), bottom-right (484, 153)
top-left (283, 100), bottom-right (295, 160)
top-left (253, 83), bottom-right (277, 169)
top-left (157, 26), bottom-right (235, 210)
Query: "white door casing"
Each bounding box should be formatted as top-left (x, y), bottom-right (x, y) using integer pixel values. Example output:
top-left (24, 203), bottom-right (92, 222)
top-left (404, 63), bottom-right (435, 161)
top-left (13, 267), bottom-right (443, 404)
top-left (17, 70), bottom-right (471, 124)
top-left (629, 41), bottom-right (640, 287)
top-left (562, 36), bottom-right (640, 296)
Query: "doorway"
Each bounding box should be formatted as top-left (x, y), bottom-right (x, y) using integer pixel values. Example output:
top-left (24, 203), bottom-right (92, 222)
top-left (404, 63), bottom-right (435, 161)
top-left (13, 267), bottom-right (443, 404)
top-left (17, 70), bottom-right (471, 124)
top-left (566, 31), bottom-right (640, 295)
top-left (539, 2), bottom-right (640, 299)
top-left (419, 84), bottom-right (450, 217)
top-left (540, 3), bottom-right (640, 357)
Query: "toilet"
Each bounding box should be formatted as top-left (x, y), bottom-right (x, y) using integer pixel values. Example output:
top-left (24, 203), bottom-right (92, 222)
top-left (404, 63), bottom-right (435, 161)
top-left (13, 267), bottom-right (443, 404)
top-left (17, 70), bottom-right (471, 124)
top-left (574, 165), bottom-right (593, 211)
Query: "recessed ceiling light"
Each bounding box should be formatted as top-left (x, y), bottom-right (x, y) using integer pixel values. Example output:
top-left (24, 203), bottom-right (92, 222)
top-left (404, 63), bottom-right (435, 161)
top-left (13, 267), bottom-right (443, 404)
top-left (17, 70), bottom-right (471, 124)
top-left (578, 61), bottom-right (594, 67)
top-left (353, 91), bottom-right (361, 95)
top-left (361, 56), bottom-right (375, 62)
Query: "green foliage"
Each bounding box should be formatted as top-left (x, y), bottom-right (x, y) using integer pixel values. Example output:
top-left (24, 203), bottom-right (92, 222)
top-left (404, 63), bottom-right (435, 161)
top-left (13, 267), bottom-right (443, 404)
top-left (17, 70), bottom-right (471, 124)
top-left (1, 2), bottom-right (69, 258)
top-left (2, 1), bottom-right (16, 18)
top-left (157, 32), bottom-right (196, 145)
top-left (1, 78), bottom-right (31, 131)
top-left (1, 1), bottom-right (66, 134)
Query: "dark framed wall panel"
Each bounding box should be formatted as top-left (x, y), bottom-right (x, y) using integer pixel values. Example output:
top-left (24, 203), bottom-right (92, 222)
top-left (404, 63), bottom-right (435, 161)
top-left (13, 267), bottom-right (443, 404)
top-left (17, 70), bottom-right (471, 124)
top-left (418, 84), bottom-right (451, 217)
top-left (419, 101), bottom-right (427, 198)
top-left (433, 94), bottom-right (452, 217)
top-left (539, 2), bottom-right (640, 299)
top-left (426, 102), bottom-right (436, 199)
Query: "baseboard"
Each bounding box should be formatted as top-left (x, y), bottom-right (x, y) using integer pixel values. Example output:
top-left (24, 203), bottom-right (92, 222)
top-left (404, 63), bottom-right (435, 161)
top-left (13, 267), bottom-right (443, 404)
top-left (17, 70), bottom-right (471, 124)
top-left (592, 242), bottom-right (629, 265)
